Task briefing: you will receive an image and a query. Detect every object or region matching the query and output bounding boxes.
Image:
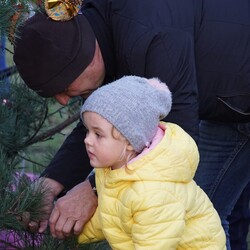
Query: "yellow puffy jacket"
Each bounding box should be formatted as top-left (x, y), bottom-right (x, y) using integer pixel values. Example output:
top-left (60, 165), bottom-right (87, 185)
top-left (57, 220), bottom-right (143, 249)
top-left (79, 123), bottom-right (226, 250)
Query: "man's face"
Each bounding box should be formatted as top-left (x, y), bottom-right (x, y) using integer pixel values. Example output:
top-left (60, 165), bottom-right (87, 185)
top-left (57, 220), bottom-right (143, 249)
top-left (54, 42), bottom-right (105, 105)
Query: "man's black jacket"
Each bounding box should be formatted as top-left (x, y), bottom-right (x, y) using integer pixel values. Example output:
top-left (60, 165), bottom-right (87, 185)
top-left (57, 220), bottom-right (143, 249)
top-left (41, 0), bottom-right (200, 192)
top-left (196, 0), bottom-right (250, 122)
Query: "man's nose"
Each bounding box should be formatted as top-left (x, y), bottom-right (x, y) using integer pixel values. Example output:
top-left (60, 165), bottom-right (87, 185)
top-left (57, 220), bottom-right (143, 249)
top-left (54, 93), bottom-right (70, 105)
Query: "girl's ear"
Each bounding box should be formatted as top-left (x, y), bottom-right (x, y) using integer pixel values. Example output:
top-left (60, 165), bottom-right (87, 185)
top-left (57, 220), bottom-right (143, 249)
top-left (126, 143), bottom-right (134, 152)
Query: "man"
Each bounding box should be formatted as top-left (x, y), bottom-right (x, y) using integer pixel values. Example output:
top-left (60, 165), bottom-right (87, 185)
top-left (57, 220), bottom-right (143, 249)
top-left (14, 0), bottom-right (199, 240)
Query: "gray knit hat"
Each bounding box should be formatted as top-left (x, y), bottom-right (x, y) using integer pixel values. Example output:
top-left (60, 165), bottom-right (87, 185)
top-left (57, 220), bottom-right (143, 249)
top-left (81, 76), bottom-right (172, 152)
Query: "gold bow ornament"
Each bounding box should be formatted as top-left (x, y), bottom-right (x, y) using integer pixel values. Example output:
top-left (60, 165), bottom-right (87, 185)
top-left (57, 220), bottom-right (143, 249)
top-left (45, 0), bottom-right (82, 21)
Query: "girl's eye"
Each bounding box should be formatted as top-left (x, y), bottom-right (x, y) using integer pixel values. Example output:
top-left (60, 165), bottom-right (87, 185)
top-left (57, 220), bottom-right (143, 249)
top-left (95, 132), bottom-right (102, 138)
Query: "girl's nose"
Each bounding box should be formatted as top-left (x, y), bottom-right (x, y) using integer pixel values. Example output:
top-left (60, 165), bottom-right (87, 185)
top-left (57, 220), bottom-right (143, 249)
top-left (84, 134), bottom-right (91, 145)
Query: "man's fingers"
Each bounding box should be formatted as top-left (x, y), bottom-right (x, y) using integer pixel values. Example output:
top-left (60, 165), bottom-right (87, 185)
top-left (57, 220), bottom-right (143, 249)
top-left (38, 220), bottom-right (48, 233)
top-left (48, 181), bottom-right (98, 239)
top-left (52, 216), bottom-right (74, 239)
top-left (73, 219), bottom-right (85, 235)
top-left (49, 207), bottom-right (60, 237)
top-left (62, 219), bottom-right (76, 237)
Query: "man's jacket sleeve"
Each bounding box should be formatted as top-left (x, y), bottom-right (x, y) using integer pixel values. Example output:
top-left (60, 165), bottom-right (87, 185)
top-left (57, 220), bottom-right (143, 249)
top-left (40, 121), bottom-right (92, 192)
top-left (144, 29), bottom-right (199, 142)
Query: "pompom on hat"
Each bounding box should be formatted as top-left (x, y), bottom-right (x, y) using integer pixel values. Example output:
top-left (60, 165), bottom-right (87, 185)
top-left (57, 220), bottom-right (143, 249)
top-left (13, 11), bottom-right (96, 97)
top-left (81, 76), bottom-right (172, 152)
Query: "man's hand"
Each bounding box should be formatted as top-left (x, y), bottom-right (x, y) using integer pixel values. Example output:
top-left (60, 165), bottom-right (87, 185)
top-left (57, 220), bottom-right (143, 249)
top-left (27, 177), bottom-right (64, 233)
top-left (49, 180), bottom-right (98, 239)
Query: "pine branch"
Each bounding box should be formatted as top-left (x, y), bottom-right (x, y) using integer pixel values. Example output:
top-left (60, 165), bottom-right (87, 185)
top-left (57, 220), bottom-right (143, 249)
top-left (17, 152), bottom-right (46, 168)
top-left (24, 113), bottom-right (80, 146)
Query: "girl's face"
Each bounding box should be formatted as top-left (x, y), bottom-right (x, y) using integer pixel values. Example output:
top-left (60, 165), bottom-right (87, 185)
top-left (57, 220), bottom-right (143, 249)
top-left (83, 112), bottom-right (132, 170)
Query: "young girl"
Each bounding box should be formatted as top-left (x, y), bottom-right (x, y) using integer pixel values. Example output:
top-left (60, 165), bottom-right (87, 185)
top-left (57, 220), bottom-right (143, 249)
top-left (78, 76), bottom-right (226, 249)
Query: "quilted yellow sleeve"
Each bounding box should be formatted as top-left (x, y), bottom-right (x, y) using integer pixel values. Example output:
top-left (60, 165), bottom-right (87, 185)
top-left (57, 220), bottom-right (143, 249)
top-left (78, 207), bottom-right (105, 244)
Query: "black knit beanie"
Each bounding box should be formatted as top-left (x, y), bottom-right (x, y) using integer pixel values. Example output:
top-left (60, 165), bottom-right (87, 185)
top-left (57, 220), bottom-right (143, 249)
top-left (13, 11), bottom-right (96, 97)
